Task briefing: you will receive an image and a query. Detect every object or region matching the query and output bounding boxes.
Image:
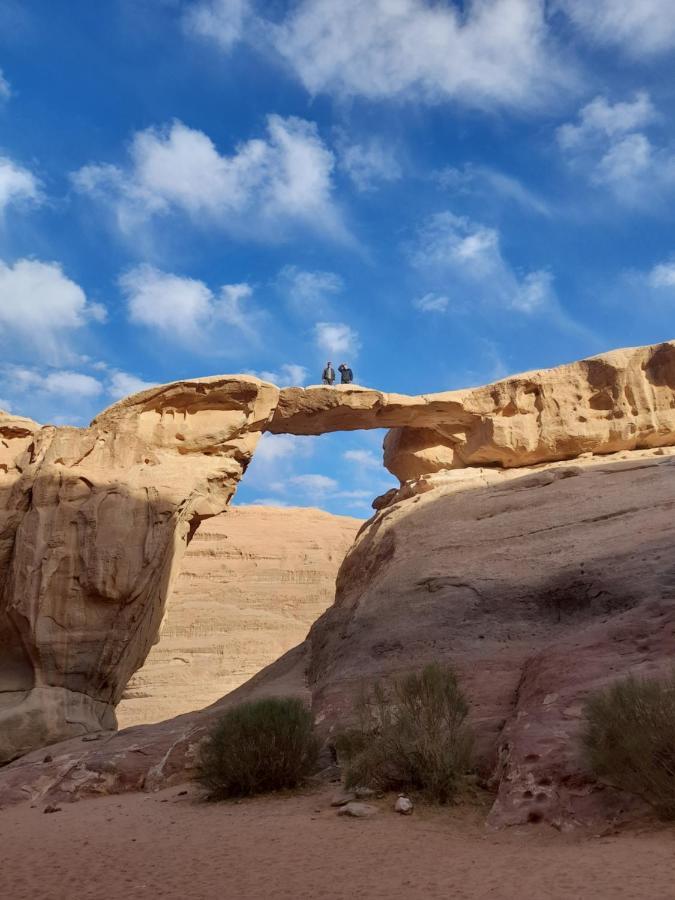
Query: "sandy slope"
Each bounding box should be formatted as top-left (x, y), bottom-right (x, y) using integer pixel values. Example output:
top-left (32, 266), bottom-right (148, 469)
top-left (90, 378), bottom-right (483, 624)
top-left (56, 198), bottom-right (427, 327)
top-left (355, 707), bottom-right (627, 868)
top-left (2, 785), bottom-right (674, 900)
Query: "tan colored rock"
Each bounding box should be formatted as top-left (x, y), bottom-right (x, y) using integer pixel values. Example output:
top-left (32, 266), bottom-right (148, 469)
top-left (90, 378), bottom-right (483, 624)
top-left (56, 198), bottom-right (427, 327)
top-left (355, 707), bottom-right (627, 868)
top-left (306, 448), bottom-right (675, 828)
top-left (3, 339), bottom-right (675, 776)
top-left (271, 342), bottom-right (675, 480)
top-left (0, 377), bottom-right (278, 763)
top-left (117, 506), bottom-right (360, 727)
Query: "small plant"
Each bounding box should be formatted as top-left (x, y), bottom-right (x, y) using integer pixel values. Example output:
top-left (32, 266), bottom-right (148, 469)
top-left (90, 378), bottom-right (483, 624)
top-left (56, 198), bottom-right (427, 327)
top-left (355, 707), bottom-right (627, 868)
top-left (197, 696), bottom-right (319, 799)
top-left (334, 663), bottom-right (473, 804)
top-left (581, 671), bottom-right (675, 819)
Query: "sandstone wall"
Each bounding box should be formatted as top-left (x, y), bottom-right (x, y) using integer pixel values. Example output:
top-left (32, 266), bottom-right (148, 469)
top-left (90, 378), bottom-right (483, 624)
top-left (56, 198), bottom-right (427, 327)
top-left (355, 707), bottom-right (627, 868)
top-left (117, 506), bottom-right (361, 727)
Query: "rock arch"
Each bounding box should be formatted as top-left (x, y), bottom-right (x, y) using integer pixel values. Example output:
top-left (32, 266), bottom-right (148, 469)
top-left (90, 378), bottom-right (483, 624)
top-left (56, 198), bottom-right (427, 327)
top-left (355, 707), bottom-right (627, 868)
top-left (1, 340), bottom-right (675, 762)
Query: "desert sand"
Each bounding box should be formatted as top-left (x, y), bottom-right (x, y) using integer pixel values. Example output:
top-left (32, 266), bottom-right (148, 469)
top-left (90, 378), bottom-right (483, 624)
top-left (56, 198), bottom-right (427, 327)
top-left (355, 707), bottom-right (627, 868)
top-left (1, 784), bottom-right (674, 900)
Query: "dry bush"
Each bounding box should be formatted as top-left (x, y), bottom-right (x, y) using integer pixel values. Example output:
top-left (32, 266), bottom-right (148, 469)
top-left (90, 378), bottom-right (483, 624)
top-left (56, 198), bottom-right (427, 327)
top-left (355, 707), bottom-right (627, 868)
top-left (197, 697), bottom-right (319, 800)
top-left (334, 663), bottom-right (474, 804)
top-left (582, 672), bottom-right (675, 819)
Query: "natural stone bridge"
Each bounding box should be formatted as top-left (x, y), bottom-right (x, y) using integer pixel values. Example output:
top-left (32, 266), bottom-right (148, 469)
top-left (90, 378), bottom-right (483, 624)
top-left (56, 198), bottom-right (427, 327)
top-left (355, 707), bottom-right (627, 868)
top-left (1, 340), bottom-right (675, 762)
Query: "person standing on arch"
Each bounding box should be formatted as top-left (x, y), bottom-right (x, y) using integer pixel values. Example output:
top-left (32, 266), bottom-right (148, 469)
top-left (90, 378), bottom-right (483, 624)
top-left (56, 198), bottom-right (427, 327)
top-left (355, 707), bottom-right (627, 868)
top-left (322, 361), bottom-right (335, 385)
top-left (338, 363), bottom-right (353, 384)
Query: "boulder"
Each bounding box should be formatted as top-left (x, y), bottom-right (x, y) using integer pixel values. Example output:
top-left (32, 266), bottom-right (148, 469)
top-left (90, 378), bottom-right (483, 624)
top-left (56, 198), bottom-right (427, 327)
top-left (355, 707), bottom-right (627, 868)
top-left (337, 801), bottom-right (378, 818)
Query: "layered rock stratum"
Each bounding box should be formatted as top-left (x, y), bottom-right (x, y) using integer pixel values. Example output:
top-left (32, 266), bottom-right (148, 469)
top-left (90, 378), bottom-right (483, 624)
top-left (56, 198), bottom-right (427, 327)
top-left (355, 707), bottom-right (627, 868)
top-left (1, 340), bottom-right (675, 828)
top-left (116, 506), bottom-right (361, 728)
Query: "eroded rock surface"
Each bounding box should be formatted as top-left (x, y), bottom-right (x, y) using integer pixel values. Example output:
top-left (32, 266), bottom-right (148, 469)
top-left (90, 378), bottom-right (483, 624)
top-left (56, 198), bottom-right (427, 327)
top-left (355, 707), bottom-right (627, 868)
top-left (117, 506), bottom-right (361, 727)
top-left (2, 341), bottom-right (675, 830)
top-left (0, 377), bottom-right (278, 763)
top-left (271, 342), bottom-right (675, 480)
top-left (307, 449), bottom-right (675, 828)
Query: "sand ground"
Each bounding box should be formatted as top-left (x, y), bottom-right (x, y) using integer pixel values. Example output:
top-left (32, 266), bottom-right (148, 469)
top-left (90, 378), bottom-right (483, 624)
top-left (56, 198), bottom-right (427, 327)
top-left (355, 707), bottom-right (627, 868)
top-left (1, 784), bottom-right (674, 900)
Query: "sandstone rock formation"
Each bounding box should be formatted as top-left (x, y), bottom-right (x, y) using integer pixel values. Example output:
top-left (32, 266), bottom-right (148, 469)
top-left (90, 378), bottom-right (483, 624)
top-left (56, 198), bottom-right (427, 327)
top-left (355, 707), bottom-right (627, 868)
top-left (117, 506), bottom-right (361, 727)
top-left (2, 446), bottom-right (674, 831)
top-left (2, 340), bottom-right (675, 830)
top-left (270, 342), bottom-right (675, 481)
top-left (0, 377), bottom-right (279, 763)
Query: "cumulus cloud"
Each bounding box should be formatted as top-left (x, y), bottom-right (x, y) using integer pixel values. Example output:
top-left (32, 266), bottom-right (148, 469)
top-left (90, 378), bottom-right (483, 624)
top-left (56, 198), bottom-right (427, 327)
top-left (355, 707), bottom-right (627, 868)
top-left (557, 93), bottom-right (675, 206)
top-left (413, 292), bottom-right (449, 313)
top-left (120, 265), bottom-right (260, 349)
top-left (0, 259), bottom-right (105, 362)
top-left (182, 0), bottom-right (248, 51)
top-left (273, 0), bottom-right (571, 110)
top-left (256, 363), bottom-right (308, 387)
top-left (338, 139), bottom-right (402, 191)
top-left (0, 157), bottom-right (42, 215)
top-left (411, 211), bottom-right (556, 314)
top-left (557, 92), bottom-right (656, 151)
top-left (314, 321), bottom-right (360, 358)
top-left (560, 0), bottom-right (675, 57)
top-left (276, 264), bottom-right (343, 314)
top-left (73, 115), bottom-right (344, 240)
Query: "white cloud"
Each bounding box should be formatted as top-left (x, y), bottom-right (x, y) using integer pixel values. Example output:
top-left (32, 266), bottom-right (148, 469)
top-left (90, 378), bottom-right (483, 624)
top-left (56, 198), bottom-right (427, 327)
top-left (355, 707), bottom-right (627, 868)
top-left (73, 115), bottom-right (343, 240)
top-left (0, 364), bottom-right (103, 406)
top-left (257, 363), bottom-right (308, 387)
top-left (0, 69), bottom-right (10, 100)
top-left (0, 259), bottom-right (105, 362)
top-left (276, 264), bottom-right (343, 314)
top-left (0, 397), bottom-right (12, 411)
top-left (339, 139), bottom-right (402, 191)
top-left (107, 371), bottom-right (157, 400)
top-left (290, 473), bottom-right (339, 494)
top-left (253, 433), bottom-right (312, 464)
top-left (560, 0), bottom-right (675, 57)
top-left (182, 0), bottom-right (248, 51)
top-left (274, 0), bottom-right (571, 110)
top-left (413, 292), bottom-right (448, 313)
top-left (249, 497), bottom-right (290, 508)
top-left (557, 93), bottom-right (675, 206)
top-left (411, 211), bottom-right (556, 314)
top-left (120, 265), bottom-right (259, 348)
top-left (315, 321), bottom-right (360, 358)
top-left (556, 92), bottom-right (656, 151)
top-left (648, 261), bottom-right (675, 289)
top-left (0, 157), bottom-right (42, 214)
top-left (343, 449), bottom-right (380, 468)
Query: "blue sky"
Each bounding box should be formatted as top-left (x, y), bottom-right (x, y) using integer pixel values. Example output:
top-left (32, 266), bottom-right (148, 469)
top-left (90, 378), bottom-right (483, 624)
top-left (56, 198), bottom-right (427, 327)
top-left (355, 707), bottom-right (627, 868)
top-left (1, 0), bottom-right (675, 516)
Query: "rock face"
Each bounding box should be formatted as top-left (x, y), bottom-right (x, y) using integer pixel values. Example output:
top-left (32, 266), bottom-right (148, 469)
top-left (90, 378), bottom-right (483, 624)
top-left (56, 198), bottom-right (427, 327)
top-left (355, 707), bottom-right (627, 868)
top-left (2, 340), bottom-right (675, 828)
top-left (117, 506), bottom-right (361, 728)
top-left (307, 449), bottom-right (675, 827)
top-left (0, 377), bottom-right (279, 763)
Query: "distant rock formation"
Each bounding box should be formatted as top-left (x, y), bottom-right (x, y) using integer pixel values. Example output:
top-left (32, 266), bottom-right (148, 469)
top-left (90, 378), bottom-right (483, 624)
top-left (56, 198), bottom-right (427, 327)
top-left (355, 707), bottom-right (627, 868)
top-left (117, 506), bottom-right (361, 728)
top-left (2, 339), bottom-right (675, 784)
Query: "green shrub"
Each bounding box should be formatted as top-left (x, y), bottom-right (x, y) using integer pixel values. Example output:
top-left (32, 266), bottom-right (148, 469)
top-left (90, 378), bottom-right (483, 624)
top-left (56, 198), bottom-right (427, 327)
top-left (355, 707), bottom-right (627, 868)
top-left (197, 696), bottom-right (319, 799)
top-left (581, 672), bottom-right (675, 819)
top-left (334, 663), bottom-right (473, 804)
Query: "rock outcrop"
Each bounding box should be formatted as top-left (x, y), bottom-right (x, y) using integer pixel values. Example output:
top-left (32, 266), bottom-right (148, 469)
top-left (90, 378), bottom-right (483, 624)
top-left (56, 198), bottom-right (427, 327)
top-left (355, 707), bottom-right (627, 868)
top-left (117, 506), bottom-right (361, 727)
top-left (2, 340), bottom-right (675, 828)
top-left (0, 377), bottom-right (279, 763)
top-left (271, 342), bottom-right (675, 480)
top-left (2, 447), bottom-right (674, 829)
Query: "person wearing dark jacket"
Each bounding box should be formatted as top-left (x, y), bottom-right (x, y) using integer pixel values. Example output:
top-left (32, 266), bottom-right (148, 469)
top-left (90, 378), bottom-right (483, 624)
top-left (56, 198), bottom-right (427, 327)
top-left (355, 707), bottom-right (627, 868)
top-left (338, 363), bottom-right (353, 384)
top-left (322, 362), bottom-right (335, 385)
